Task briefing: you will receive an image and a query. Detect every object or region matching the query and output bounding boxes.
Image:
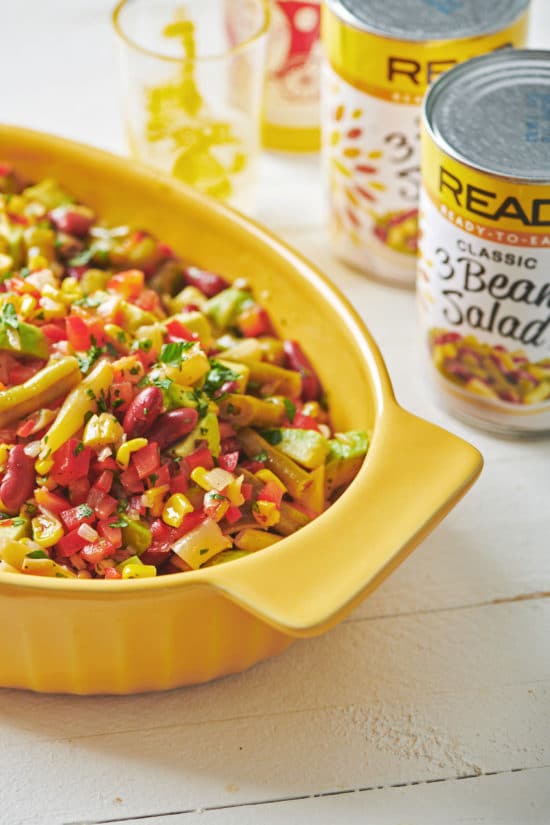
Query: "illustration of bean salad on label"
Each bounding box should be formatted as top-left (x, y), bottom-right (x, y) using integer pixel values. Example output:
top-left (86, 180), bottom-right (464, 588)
top-left (0, 165), bottom-right (368, 580)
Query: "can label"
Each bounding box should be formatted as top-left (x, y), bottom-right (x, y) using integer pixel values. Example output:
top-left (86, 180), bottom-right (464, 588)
top-left (322, 6), bottom-right (528, 282)
top-left (264, 1), bottom-right (321, 130)
top-left (323, 63), bottom-right (420, 279)
top-left (418, 135), bottom-right (550, 411)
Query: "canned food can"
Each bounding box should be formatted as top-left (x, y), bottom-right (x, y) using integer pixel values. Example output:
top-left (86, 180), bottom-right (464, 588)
top-left (419, 49), bottom-right (550, 436)
top-left (262, 1), bottom-right (321, 152)
top-left (322, 0), bottom-right (530, 286)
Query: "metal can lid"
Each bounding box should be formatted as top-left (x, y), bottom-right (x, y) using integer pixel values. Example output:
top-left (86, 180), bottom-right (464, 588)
top-left (424, 49), bottom-right (550, 183)
top-left (326, 0), bottom-right (530, 42)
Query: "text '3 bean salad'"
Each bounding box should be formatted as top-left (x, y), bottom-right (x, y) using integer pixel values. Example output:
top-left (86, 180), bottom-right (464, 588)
top-left (0, 166), bottom-right (368, 580)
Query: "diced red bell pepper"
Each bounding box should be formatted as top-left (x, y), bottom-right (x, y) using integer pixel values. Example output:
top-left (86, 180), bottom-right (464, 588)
top-left (169, 473), bottom-right (189, 495)
top-left (66, 313), bottom-right (106, 350)
top-left (107, 269), bottom-right (144, 300)
top-left (41, 322), bottom-right (68, 343)
top-left (50, 439), bottom-right (92, 487)
top-left (92, 456), bottom-right (118, 473)
top-left (150, 518), bottom-right (171, 544)
top-left (241, 482), bottom-right (253, 502)
top-left (134, 288), bottom-right (163, 315)
top-left (225, 505), bottom-right (242, 525)
top-left (94, 470), bottom-right (113, 493)
top-left (35, 489), bottom-right (71, 517)
top-left (219, 421), bottom-right (237, 439)
top-left (218, 451), bottom-right (239, 472)
top-left (237, 305), bottom-right (272, 338)
top-left (119, 464), bottom-right (145, 494)
top-left (87, 488), bottom-right (118, 520)
top-left (80, 538), bottom-right (116, 565)
top-left (292, 412), bottom-right (321, 432)
top-left (143, 461), bottom-right (170, 489)
top-left (131, 442), bottom-right (160, 481)
top-left (165, 319), bottom-right (195, 342)
top-left (61, 503), bottom-right (96, 532)
top-left (56, 528), bottom-right (89, 558)
top-left (97, 520), bottom-right (123, 549)
top-left (258, 481), bottom-right (284, 508)
top-left (185, 444), bottom-right (214, 472)
top-left (104, 566), bottom-right (122, 579)
top-left (68, 477), bottom-right (91, 506)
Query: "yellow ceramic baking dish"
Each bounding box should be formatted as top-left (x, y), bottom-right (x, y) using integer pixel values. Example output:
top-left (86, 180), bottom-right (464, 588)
top-left (0, 125), bottom-right (482, 694)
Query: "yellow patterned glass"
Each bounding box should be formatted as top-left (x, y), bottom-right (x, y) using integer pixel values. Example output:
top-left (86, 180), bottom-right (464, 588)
top-left (113, 0), bottom-right (270, 211)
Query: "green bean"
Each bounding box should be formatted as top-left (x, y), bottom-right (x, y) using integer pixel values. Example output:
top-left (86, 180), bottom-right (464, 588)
top-left (238, 428), bottom-right (312, 499)
top-left (218, 394), bottom-right (285, 427)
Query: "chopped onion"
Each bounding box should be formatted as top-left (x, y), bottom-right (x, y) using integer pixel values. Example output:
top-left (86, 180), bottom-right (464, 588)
top-left (97, 446), bottom-right (113, 462)
top-left (204, 467), bottom-right (234, 492)
top-left (23, 441), bottom-right (42, 458)
top-left (171, 518), bottom-right (232, 570)
top-left (77, 524), bottom-right (98, 543)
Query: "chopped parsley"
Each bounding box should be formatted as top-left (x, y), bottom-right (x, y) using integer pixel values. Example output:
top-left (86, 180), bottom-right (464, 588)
top-left (283, 398), bottom-right (296, 423)
top-left (68, 245), bottom-right (96, 267)
top-left (151, 376), bottom-right (173, 391)
top-left (76, 504), bottom-right (94, 519)
top-left (77, 343), bottom-right (103, 374)
top-left (26, 549), bottom-right (49, 559)
top-left (160, 341), bottom-right (193, 366)
top-left (109, 517), bottom-right (129, 528)
top-left (199, 547), bottom-right (209, 556)
top-left (202, 361), bottom-right (239, 399)
top-left (253, 450), bottom-right (268, 463)
top-left (73, 441), bottom-right (85, 456)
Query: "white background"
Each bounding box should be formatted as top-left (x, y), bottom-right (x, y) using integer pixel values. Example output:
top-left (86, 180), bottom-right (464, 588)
top-left (0, 2), bottom-right (549, 824)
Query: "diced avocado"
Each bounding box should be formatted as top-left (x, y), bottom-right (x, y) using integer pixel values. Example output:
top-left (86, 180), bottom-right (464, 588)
top-left (169, 285), bottom-right (207, 314)
top-left (166, 384), bottom-right (199, 410)
top-left (274, 427), bottom-right (330, 470)
top-left (0, 514), bottom-right (31, 542)
top-left (204, 288), bottom-right (252, 331)
top-left (325, 430), bottom-right (369, 495)
top-left (121, 519), bottom-right (152, 555)
top-left (0, 320), bottom-right (49, 359)
top-left (119, 301), bottom-right (158, 331)
top-left (166, 311), bottom-right (212, 347)
top-left (80, 269), bottom-right (110, 295)
top-left (327, 430), bottom-right (369, 462)
top-left (23, 179), bottom-right (74, 210)
top-left (172, 410), bottom-right (220, 458)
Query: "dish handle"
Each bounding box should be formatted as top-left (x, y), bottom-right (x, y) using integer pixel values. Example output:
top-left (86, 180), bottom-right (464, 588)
top-left (205, 405), bottom-right (483, 637)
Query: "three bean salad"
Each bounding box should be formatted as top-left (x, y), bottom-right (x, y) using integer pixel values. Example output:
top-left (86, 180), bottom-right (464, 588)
top-left (0, 165), bottom-right (368, 580)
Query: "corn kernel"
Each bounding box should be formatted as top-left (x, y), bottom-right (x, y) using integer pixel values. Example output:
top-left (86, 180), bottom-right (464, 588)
top-left (141, 485), bottom-right (170, 517)
top-left (255, 469), bottom-right (287, 493)
top-left (116, 437), bottom-right (148, 469)
top-left (39, 296), bottom-right (66, 320)
top-left (252, 499), bottom-right (280, 528)
top-left (19, 294), bottom-right (37, 319)
top-left (162, 493), bottom-right (194, 528)
top-left (31, 513), bottom-right (64, 548)
top-left (226, 475), bottom-right (245, 506)
top-left (28, 254), bottom-right (49, 272)
top-left (35, 457), bottom-right (54, 476)
top-left (84, 413), bottom-right (124, 449)
top-left (121, 563), bottom-right (157, 579)
top-left (190, 466), bottom-right (213, 491)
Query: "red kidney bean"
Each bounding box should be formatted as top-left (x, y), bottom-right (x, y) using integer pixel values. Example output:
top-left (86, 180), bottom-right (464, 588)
top-left (0, 445), bottom-right (35, 513)
top-left (49, 205), bottom-right (95, 237)
top-left (147, 408), bottom-right (199, 450)
top-left (183, 266), bottom-right (229, 298)
top-left (123, 386), bottom-right (164, 437)
top-left (283, 340), bottom-right (322, 401)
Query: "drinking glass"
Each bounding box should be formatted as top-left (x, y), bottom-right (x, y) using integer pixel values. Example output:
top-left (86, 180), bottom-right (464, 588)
top-left (112, 0), bottom-right (270, 212)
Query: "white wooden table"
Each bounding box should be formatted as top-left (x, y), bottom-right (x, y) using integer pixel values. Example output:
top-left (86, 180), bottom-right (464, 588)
top-left (1, 3), bottom-right (549, 824)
